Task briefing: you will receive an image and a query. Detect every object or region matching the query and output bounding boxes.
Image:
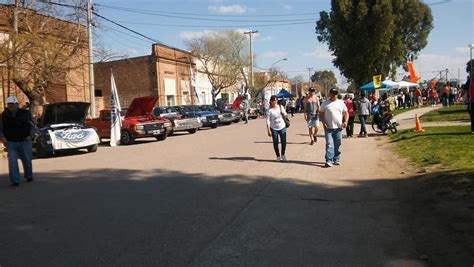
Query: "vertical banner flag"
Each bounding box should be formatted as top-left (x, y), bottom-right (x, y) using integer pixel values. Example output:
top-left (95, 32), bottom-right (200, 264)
top-left (110, 71), bottom-right (122, 147)
top-left (407, 61), bottom-right (420, 83)
top-left (373, 75), bottom-right (382, 89)
top-left (190, 65), bottom-right (200, 105)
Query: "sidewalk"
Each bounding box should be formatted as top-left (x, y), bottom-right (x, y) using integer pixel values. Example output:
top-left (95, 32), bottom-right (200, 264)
top-left (395, 105), bottom-right (470, 130)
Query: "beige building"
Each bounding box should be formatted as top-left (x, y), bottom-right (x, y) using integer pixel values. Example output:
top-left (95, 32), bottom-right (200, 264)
top-left (94, 43), bottom-right (197, 109)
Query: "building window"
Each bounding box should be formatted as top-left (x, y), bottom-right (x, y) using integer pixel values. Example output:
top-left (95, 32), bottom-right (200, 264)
top-left (94, 89), bottom-right (103, 97)
top-left (166, 95), bottom-right (175, 106)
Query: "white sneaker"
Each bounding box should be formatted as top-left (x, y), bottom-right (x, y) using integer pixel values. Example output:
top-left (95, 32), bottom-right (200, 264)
top-left (333, 161), bottom-right (341, 166)
top-left (281, 155), bottom-right (287, 161)
top-left (276, 156), bottom-right (281, 161)
top-left (325, 162), bottom-right (333, 167)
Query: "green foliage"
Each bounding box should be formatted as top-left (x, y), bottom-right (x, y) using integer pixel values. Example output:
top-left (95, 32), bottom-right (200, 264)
top-left (390, 126), bottom-right (473, 171)
top-left (420, 105), bottom-right (470, 122)
top-left (311, 70), bottom-right (337, 91)
top-left (466, 59), bottom-right (473, 74)
top-left (316, 0), bottom-right (433, 87)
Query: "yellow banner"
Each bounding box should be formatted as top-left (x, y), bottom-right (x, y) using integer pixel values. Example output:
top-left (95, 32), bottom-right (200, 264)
top-left (373, 75), bottom-right (382, 89)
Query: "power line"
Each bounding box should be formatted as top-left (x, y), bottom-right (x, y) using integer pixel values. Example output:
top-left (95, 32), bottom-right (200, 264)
top-left (94, 4), bottom-right (317, 23)
top-left (95, 3), bottom-right (317, 18)
top-left (114, 20), bottom-right (315, 28)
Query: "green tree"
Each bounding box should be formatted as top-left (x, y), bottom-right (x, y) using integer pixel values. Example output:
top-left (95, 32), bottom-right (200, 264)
top-left (316, 0), bottom-right (433, 87)
top-left (311, 70), bottom-right (337, 95)
top-left (466, 59), bottom-right (473, 75)
top-left (185, 30), bottom-right (249, 105)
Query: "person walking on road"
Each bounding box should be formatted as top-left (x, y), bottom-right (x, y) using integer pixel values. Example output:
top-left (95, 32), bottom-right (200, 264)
top-left (266, 95), bottom-right (288, 162)
top-left (343, 94), bottom-right (355, 137)
top-left (356, 92), bottom-right (371, 137)
top-left (304, 88), bottom-right (320, 145)
top-left (241, 95), bottom-right (250, 124)
top-left (0, 96), bottom-right (34, 187)
top-left (319, 88), bottom-right (349, 167)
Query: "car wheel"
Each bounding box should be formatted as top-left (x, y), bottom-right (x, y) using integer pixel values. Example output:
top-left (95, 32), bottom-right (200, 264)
top-left (168, 130), bottom-right (175, 136)
top-left (224, 122), bottom-right (232, 126)
top-left (156, 133), bottom-right (167, 141)
top-left (233, 119), bottom-right (241, 123)
top-left (87, 144), bottom-right (98, 153)
top-left (35, 144), bottom-right (50, 158)
top-left (120, 130), bottom-right (135, 145)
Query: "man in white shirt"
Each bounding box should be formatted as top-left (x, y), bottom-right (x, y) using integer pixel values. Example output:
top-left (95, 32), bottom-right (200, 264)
top-left (319, 88), bottom-right (349, 167)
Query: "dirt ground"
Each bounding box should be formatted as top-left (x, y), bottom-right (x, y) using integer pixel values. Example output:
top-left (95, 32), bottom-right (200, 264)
top-left (0, 110), bottom-right (472, 266)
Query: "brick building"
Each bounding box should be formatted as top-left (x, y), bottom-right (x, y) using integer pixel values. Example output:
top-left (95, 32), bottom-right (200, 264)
top-left (94, 43), bottom-right (197, 109)
top-left (0, 4), bottom-right (90, 115)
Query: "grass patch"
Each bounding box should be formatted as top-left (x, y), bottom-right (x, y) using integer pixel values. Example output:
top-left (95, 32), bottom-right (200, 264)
top-left (390, 126), bottom-right (473, 171)
top-left (420, 105), bottom-right (470, 122)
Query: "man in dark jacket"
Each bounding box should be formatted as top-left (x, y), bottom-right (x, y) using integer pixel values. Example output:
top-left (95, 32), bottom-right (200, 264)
top-left (0, 96), bottom-right (34, 187)
top-left (356, 92), bottom-right (371, 137)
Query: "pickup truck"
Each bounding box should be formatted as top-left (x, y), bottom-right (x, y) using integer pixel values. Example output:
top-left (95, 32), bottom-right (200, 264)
top-left (87, 96), bottom-right (172, 145)
top-left (153, 106), bottom-right (202, 135)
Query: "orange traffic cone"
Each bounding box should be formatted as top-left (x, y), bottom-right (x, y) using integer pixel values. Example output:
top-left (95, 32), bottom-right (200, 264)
top-left (414, 113), bottom-right (425, 132)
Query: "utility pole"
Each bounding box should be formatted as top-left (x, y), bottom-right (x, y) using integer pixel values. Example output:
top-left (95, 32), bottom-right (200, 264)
top-left (244, 30), bottom-right (258, 88)
top-left (87, 0), bottom-right (96, 117)
top-left (307, 67), bottom-right (313, 88)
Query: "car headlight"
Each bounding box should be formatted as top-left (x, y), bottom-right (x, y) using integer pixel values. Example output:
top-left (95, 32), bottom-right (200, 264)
top-left (218, 114), bottom-right (223, 119)
top-left (196, 118), bottom-right (201, 123)
top-left (200, 116), bottom-right (207, 121)
top-left (135, 124), bottom-right (144, 130)
top-left (164, 122), bottom-right (171, 127)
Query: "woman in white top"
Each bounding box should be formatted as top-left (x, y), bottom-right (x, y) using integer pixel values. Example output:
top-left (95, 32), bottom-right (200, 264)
top-left (266, 95), bottom-right (288, 161)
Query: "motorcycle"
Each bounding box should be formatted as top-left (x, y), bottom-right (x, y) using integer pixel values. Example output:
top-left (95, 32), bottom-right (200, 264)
top-left (371, 104), bottom-right (398, 134)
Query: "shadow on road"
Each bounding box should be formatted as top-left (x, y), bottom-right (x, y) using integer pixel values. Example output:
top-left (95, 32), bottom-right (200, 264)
top-left (208, 156), bottom-right (326, 167)
top-left (0, 168), bottom-right (472, 266)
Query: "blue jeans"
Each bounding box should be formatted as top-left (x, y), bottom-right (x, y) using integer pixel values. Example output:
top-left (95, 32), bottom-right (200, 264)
top-left (7, 138), bottom-right (33, 184)
top-left (271, 127), bottom-right (286, 157)
top-left (324, 128), bottom-right (342, 163)
top-left (359, 115), bottom-right (368, 135)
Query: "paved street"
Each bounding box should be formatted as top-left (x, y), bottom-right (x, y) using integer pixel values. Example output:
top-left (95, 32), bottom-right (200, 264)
top-left (0, 115), bottom-right (425, 266)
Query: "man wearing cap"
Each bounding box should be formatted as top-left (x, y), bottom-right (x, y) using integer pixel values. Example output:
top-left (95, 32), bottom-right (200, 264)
top-left (303, 88), bottom-right (320, 145)
top-left (0, 96), bottom-right (34, 187)
top-left (319, 88), bottom-right (349, 167)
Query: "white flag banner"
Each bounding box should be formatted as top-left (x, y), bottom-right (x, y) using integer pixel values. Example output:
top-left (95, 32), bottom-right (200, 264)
top-left (190, 66), bottom-right (200, 105)
top-left (110, 72), bottom-right (122, 147)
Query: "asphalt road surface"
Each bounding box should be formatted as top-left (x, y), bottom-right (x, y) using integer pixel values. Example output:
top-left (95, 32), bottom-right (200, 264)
top-left (0, 114), bottom-right (426, 266)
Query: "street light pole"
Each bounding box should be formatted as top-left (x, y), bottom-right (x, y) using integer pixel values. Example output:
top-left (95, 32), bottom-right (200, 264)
top-left (307, 67), bottom-right (314, 88)
top-left (87, 0), bottom-right (96, 117)
top-left (269, 58), bottom-right (288, 96)
top-left (244, 30), bottom-right (258, 88)
top-left (469, 44), bottom-right (473, 115)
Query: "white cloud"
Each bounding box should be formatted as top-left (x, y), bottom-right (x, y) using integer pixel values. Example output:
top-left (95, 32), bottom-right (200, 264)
top-left (303, 47), bottom-right (334, 60)
top-left (283, 4), bottom-right (292, 10)
top-left (416, 53), bottom-right (469, 80)
top-left (179, 30), bottom-right (217, 41)
top-left (261, 51), bottom-right (289, 59)
top-left (208, 5), bottom-right (248, 14)
top-left (455, 47), bottom-right (470, 53)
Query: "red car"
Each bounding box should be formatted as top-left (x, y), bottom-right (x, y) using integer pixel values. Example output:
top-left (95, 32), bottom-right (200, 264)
top-left (87, 96), bottom-right (172, 145)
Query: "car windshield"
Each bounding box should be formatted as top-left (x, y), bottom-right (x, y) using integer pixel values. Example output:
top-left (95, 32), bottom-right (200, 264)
top-left (180, 106), bottom-right (200, 112)
top-left (154, 107), bottom-right (178, 116)
top-left (199, 105), bottom-right (217, 112)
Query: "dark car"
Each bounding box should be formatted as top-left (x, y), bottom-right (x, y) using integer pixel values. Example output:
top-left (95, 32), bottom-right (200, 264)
top-left (176, 105), bottom-right (219, 128)
top-left (198, 105), bottom-right (238, 125)
top-left (33, 102), bottom-right (100, 158)
top-left (153, 106), bottom-right (202, 135)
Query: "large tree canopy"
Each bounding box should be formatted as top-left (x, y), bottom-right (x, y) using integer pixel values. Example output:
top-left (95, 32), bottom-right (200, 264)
top-left (316, 0), bottom-right (433, 87)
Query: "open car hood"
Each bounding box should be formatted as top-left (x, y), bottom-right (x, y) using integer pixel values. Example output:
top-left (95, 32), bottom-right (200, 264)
top-left (41, 102), bottom-right (90, 127)
top-left (125, 96), bottom-right (158, 118)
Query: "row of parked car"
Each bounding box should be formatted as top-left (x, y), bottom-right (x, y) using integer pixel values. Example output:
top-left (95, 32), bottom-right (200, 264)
top-left (32, 96), bottom-right (258, 157)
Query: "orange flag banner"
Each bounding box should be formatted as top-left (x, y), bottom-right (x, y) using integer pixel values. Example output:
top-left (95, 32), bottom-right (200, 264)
top-left (407, 62), bottom-right (420, 83)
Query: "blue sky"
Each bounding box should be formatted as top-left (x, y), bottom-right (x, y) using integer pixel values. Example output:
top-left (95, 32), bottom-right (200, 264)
top-left (93, 0), bottom-right (474, 86)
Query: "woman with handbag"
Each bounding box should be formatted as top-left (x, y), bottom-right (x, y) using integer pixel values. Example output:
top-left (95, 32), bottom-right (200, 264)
top-left (266, 95), bottom-right (289, 162)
